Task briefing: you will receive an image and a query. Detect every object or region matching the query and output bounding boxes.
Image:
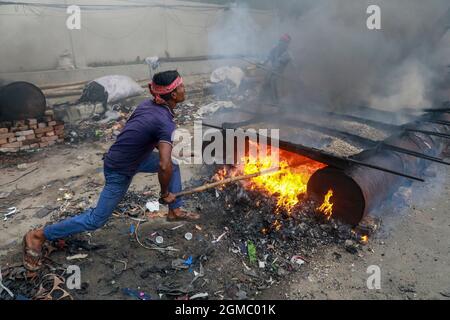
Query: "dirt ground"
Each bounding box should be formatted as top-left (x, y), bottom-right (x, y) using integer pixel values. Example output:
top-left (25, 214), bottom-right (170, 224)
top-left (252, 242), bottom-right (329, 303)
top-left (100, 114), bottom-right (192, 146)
top-left (1, 133), bottom-right (449, 300)
top-left (1, 73), bottom-right (449, 300)
top-left (263, 161), bottom-right (450, 300)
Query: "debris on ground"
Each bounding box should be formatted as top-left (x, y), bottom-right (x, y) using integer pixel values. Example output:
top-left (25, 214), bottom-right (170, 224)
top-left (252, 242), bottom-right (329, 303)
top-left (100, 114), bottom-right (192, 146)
top-left (210, 66), bottom-right (245, 89)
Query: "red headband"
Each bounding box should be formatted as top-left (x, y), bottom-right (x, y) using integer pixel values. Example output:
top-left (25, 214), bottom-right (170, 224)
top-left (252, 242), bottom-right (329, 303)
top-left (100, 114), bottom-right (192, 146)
top-left (280, 34), bottom-right (291, 42)
top-left (149, 76), bottom-right (183, 104)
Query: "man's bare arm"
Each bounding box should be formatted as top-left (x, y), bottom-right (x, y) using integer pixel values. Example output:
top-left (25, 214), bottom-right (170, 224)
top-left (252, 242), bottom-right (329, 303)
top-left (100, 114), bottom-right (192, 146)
top-left (158, 142), bottom-right (173, 197)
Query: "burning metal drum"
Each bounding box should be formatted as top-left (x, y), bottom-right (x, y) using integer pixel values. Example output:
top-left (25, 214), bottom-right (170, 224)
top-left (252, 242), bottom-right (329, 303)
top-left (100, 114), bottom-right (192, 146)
top-left (0, 81), bottom-right (46, 121)
top-left (308, 113), bottom-right (450, 225)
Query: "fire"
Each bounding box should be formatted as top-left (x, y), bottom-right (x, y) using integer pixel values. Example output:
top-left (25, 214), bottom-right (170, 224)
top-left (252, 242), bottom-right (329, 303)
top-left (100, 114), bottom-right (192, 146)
top-left (360, 235), bottom-right (369, 244)
top-left (212, 144), bottom-right (327, 215)
top-left (317, 189), bottom-right (334, 219)
top-left (240, 147), bottom-right (326, 213)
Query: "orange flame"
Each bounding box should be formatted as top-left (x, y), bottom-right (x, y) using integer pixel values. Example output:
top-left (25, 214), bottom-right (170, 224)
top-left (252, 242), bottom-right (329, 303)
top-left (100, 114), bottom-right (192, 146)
top-left (360, 235), bottom-right (369, 244)
top-left (317, 189), bottom-right (334, 219)
top-left (213, 144), bottom-right (327, 216)
top-left (240, 147), bottom-right (326, 213)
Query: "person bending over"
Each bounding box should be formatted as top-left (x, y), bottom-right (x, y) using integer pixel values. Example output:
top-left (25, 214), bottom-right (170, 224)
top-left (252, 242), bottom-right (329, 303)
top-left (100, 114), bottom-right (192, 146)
top-left (22, 70), bottom-right (199, 271)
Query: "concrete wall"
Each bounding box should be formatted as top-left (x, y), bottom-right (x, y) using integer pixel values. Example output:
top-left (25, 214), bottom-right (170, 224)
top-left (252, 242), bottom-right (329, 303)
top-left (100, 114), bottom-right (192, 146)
top-left (0, 59), bottom-right (248, 86)
top-left (0, 0), bottom-right (273, 74)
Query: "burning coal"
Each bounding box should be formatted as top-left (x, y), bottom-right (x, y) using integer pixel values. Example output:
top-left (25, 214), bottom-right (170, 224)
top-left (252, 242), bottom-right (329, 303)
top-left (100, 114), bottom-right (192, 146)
top-left (213, 144), bottom-right (327, 214)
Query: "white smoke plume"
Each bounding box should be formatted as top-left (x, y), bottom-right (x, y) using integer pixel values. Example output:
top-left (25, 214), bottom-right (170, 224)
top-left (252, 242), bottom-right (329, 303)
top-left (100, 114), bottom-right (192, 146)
top-left (208, 0), bottom-right (450, 112)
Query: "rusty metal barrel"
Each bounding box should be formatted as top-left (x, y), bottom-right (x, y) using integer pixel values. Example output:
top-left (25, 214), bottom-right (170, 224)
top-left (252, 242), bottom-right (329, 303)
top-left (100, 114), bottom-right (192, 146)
top-left (0, 81), bottom-right (46, 121)
top-left (307, 112), bottom-right (450, 225)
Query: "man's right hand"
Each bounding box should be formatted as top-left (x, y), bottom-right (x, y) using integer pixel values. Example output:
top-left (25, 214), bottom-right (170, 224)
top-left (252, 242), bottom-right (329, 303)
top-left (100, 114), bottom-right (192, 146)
top-left (161, 192), bottom-right (176, 204)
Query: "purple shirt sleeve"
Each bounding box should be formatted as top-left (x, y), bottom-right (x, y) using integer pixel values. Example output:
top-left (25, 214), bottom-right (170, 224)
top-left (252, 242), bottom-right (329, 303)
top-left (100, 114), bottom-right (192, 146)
top-left (158, 121), bottom-right (176, 146)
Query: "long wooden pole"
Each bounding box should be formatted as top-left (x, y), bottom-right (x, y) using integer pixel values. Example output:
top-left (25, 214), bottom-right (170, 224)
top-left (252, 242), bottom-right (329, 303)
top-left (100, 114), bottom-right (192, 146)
top-left (174, 167), bottom-right (280, 198)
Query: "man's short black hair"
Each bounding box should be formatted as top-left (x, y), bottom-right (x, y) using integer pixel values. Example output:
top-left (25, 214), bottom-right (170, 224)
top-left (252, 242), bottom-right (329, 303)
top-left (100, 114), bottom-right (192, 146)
top-left (152, 70), bottom-right (180, 101)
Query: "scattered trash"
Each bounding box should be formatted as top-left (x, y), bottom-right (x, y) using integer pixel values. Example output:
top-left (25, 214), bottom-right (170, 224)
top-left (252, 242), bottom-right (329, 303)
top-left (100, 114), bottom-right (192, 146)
top-left (345, 240), bottom-right (358, 254)
top-left (210, 66), bottom-right (245, 88)
top-left (34, 274), bottom-right (73, 300)
top-left (145, 200), bottom-right (160, 212)
top-left (290, 256), bottom-right (305, 266)
top-left (192, 262), bottom-right (205, 283)
top-left (184, 232), bottom-right (193, 241)
top-left (98, 110), bottom-right (121, 124)
top-left (196, 101), bottom-right (237, 118)
top-left (129, 224), bottom-right (136, 235)
top-left (247, 240), bottom-right (257, 264)
top-left (172, 259), bottom-right (189, 270)
top-left (244, 268), bottom-right (258, 278)
top-left (0, 267), bottom-right (14, 298)
top-left (190, 292), bottom-right (208, 300)
top-left (145, 56), bottom-right (160, 70)
top-left (399, 284), bottom-right (416, 294)
top-left (17, 162), bottom-right (37, 170)
top-left (242, 261), bottom-right (251, 271)
top-left (57, 191), bottom-right (74, 201)
top-left (195, 225), bottom-right (202, 231)
top-left (3, 207), bottom-right (17, 221)
top-left (155, 236), bottom-right (164, 244)
top-left (171, 224), bottom-right (185, 230)
top-left (146, 211), bottom-right (166, 219)
top-left (157, 281), bottom-right (194, 297)
top-left (258, 261), bottom-right (266, 269)
top-left (66, 253), bottom-right (88, 261)
top-left (184, 256), bottom-right (193, 266)
top-left (122, 288), bottom-right (151, 300)
top-left (95, 130), bottom-right (104, 138)
top-left (113, 260), bottom-right (128, 275)
top-left (86, 75), bottom-right (145, 104)
top-left (212, 231), bottom-right (227, 244)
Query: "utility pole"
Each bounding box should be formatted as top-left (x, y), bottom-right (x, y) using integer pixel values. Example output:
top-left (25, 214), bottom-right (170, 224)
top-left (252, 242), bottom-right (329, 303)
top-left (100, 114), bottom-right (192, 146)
top-left (64, 0), bottom-right (78, 68)
top-left (163, 0), bottom-right (169, 57)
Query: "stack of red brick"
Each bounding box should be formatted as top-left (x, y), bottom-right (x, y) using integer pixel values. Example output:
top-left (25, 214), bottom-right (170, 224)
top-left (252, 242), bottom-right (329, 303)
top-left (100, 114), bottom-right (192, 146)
top-left (0, 110), bottom-right (64, 153)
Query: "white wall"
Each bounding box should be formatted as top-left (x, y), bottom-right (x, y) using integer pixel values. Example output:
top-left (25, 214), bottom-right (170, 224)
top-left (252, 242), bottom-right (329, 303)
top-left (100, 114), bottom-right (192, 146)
top-left (0, 0), bottom-right (274, 73)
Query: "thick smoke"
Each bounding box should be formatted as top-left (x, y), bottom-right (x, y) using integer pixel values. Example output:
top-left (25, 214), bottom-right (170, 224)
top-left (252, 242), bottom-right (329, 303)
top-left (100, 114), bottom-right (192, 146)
top-left (207, 4), bottom-right (277, 60)
top-left (209, 0), bottom-right (450, 112)
top-left (283, 0), bottom-right (450, 111)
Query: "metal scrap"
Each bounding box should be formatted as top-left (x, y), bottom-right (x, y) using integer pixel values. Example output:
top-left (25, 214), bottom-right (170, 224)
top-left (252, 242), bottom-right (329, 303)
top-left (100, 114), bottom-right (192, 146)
top-left (3, 207), bottom-right (17, 221)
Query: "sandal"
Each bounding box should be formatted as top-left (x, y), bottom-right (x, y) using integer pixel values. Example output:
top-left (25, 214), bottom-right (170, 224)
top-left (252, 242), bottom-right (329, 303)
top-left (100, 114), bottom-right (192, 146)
top-left (22, 234), bottom-right (43, 272)
top-left (167, 210), bottom-right (200, 222)
top-left (33, 274), bottom-right (73, 300)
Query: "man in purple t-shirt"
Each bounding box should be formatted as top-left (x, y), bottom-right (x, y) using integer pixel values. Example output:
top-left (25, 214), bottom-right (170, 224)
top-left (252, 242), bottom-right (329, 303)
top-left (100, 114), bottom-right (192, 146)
top-left (22, 70), bottom-right (199, 271)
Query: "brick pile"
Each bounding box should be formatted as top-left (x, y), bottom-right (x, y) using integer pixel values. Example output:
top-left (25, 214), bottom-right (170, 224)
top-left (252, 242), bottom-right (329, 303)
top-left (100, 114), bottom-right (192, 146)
top-left (0, 110), bottom-right (64, 153)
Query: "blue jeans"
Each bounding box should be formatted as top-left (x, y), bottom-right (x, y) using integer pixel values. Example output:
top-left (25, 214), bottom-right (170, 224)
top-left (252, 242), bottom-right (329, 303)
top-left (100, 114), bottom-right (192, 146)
top-left (43, 152), bottom-right (183, 241)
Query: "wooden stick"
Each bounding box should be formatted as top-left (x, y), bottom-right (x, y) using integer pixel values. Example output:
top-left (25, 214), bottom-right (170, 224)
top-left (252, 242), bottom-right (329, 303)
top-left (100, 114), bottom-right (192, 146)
top-left (174, 167), bottom-right (280, 197)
